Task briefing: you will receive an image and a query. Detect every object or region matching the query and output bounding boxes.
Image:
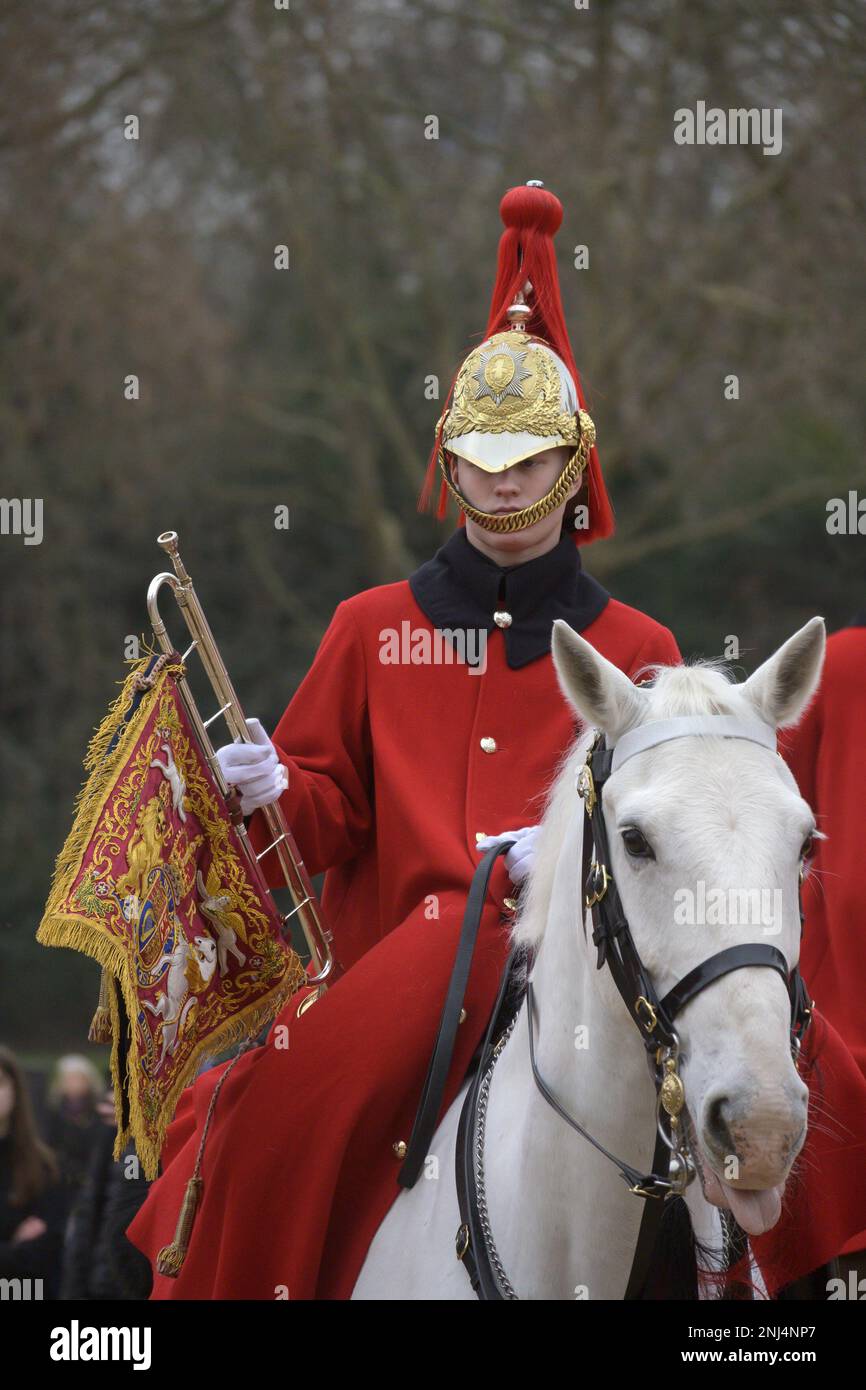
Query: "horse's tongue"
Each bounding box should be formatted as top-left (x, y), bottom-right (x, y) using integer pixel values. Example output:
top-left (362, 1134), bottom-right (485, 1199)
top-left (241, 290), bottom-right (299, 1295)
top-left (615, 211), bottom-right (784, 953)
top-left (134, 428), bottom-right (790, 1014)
top-left (722, 1182), bottom-right (782, 1236)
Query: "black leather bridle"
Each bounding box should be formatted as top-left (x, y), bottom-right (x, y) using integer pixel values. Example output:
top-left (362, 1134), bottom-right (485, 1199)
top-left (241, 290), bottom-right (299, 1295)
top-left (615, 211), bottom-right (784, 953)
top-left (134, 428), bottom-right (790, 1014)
top-left (400, 712), bottom-right (814, 1300)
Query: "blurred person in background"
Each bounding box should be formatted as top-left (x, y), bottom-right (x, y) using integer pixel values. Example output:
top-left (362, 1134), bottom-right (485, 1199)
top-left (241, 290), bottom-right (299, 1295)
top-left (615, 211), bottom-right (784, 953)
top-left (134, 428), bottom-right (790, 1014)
top-left (45, 1053), bottom-right (105, 1203)
top-left (0, 1045), bottom-right (66, 1298)
top-left (60, 1088), bottom-right (153, 1300)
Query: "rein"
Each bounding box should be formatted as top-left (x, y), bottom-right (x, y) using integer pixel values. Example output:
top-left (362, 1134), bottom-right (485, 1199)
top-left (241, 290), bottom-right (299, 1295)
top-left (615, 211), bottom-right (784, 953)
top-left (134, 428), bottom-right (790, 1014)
top-left (400, 712), bottom-right (814, 1300)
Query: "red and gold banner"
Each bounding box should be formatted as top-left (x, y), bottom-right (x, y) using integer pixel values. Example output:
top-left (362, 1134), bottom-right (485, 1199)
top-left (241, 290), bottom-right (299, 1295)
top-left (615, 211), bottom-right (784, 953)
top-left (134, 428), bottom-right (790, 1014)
top-left (38, 652), bottom-right (304, 1179)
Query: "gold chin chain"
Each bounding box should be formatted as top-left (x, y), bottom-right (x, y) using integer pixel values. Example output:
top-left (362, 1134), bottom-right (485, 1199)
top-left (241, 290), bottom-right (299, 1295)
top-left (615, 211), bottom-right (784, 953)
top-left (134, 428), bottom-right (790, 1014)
top-left (438, 412), bottom-right (595, 534)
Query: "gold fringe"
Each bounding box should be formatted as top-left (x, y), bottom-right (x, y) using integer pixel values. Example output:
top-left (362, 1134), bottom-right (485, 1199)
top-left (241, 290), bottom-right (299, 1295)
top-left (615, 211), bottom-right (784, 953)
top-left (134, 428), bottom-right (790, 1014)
top-left (39, 652), bottom-right (173, 924)
top-left (42, 901), bottom-right (298, 1181)
top-left (37, 655), bottom-right (303, 1181)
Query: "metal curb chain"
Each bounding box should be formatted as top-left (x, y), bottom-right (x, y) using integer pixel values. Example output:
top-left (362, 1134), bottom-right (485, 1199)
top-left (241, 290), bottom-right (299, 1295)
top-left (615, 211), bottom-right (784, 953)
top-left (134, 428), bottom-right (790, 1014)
top-left (473, 1014), bottom-right (520, 1299)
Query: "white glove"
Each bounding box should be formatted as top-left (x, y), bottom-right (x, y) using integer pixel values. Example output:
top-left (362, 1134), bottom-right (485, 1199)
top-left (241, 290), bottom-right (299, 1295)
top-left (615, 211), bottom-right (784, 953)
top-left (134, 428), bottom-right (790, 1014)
top-left (475, 825), bottom-right (540, 886)
top-left (214, 717), bottom-right (288, 816)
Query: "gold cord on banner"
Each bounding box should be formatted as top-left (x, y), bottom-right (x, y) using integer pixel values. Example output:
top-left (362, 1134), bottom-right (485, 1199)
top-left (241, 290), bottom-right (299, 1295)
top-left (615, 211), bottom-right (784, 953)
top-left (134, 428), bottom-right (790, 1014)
top-left (88, 966), bottom-right (113, 1044)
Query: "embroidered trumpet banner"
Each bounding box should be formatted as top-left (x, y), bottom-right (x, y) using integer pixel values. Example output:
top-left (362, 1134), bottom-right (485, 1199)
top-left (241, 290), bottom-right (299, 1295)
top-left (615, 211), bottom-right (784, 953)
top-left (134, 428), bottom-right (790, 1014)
top-left (38, 652), bottom-right (304, 1180)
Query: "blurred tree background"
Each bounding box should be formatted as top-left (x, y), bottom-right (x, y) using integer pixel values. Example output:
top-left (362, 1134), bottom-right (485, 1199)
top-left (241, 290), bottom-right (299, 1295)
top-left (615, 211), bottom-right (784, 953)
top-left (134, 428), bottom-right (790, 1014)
top-left (0, 0), bottom-right (863, 1050)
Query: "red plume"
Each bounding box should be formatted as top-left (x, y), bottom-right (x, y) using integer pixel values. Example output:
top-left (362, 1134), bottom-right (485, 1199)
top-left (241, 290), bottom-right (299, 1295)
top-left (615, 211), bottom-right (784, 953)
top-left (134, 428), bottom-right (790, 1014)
top-left (418, 184), bottom-right (615, 547)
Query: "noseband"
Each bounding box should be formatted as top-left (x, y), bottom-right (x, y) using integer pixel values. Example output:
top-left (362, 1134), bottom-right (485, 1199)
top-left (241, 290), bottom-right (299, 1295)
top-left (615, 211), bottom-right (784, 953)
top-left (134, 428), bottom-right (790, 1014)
top-left (401, 708), bottom-right (814, 1300)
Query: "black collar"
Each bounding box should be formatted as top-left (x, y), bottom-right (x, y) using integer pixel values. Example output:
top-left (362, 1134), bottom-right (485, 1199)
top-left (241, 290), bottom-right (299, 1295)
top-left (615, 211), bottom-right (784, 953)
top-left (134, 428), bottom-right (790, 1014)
top-left (408, 528), bottom-right (609, 669)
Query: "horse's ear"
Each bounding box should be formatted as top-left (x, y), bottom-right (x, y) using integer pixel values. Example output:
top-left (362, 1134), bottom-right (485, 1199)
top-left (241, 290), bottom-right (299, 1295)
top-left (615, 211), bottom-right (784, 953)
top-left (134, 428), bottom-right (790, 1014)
top-left (741, 617), bottom-right (826, 729)
top-left (551, 619), bottom-right (646, 737)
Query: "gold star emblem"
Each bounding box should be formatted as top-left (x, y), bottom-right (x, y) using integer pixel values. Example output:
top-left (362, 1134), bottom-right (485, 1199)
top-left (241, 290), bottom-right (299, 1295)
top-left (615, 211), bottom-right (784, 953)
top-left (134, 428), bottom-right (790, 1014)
top-left (472, 343), bottom-right (533, 408)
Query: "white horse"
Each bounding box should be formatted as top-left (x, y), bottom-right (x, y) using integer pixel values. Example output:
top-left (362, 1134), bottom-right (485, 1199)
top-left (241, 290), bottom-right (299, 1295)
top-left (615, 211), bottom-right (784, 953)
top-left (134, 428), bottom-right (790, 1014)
top-left (353, 616), bottom-right (825, 1299)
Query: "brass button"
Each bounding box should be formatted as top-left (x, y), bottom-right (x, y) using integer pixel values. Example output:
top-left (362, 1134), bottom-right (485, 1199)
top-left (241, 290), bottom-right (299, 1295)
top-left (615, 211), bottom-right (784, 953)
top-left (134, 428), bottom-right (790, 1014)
top-left (392, 1140), bottom-right (407, 1159)
top-left (503, 897), bottom-right (518, 912)
top-left (493, 610), bottom-right (512, 629)
top-left (475, 831), bottom-right (487, 842)
top-left (459, 1008), bottom-right (467, 1024)
top-left (480, 737), bottom-right (497, 754)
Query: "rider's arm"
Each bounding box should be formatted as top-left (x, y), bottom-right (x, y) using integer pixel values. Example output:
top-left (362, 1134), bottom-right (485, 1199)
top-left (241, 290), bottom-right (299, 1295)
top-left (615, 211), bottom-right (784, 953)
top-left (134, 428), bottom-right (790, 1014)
top-left (247, 599), bottom-right (373, 885)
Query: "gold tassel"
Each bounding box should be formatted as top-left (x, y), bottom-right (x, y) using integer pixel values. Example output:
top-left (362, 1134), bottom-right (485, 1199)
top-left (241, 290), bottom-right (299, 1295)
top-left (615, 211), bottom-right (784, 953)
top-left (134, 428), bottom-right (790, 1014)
top-left (88, 966), bottom-right (113, 1044)
top-left (156, 1176), bottom-right (203, 1277)
top-left (152, 1042), bottom-right (254, 1278)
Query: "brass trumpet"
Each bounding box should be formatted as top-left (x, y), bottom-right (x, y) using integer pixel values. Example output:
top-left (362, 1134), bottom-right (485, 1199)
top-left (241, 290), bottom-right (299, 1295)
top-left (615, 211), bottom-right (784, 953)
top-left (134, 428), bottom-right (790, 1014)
top-left (147, 530), bottom-right (334, 991)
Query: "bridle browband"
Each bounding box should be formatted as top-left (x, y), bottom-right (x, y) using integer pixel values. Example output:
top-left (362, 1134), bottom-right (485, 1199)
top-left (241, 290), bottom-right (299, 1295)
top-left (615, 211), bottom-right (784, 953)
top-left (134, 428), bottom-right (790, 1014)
top-left (400, 707), bottom-right (814, 1301)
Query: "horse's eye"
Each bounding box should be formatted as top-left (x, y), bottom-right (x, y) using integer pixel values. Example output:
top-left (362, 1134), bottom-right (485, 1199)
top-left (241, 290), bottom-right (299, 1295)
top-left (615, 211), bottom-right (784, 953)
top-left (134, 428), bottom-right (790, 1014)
top-left (800, 832), bottom-right (815, 861)
top-left (621, 827), bottom-right (655, 860)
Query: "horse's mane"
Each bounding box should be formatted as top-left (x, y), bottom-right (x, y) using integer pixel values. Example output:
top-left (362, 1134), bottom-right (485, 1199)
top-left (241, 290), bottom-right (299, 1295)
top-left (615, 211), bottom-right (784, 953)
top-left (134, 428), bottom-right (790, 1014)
top-left (512, 657), bottom-right (754, 954)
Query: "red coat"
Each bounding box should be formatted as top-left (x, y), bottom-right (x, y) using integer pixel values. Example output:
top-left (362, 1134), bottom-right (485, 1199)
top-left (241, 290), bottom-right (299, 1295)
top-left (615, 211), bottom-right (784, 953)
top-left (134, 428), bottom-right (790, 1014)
top-left (126, 560), bottom-right (866, 1297)
top-left (776, 623), bottom-right (866, 1258)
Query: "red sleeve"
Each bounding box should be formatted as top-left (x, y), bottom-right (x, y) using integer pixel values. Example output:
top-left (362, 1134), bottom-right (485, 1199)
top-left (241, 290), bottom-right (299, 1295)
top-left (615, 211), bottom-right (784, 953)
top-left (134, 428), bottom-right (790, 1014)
top-left (628, 624), bottom-right (682, 679)
top-left (247, 600), bottom-right (373, 884)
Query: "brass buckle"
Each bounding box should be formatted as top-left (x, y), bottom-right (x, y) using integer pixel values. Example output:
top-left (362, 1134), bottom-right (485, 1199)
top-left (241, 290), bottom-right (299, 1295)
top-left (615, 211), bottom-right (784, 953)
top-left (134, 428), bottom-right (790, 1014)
top-left (455, 1224), bottom-right (470, 1261)
top-left (584, 861), bottom-right (610, 908)
top-left (635, 995), bottom-right (658, 1033)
